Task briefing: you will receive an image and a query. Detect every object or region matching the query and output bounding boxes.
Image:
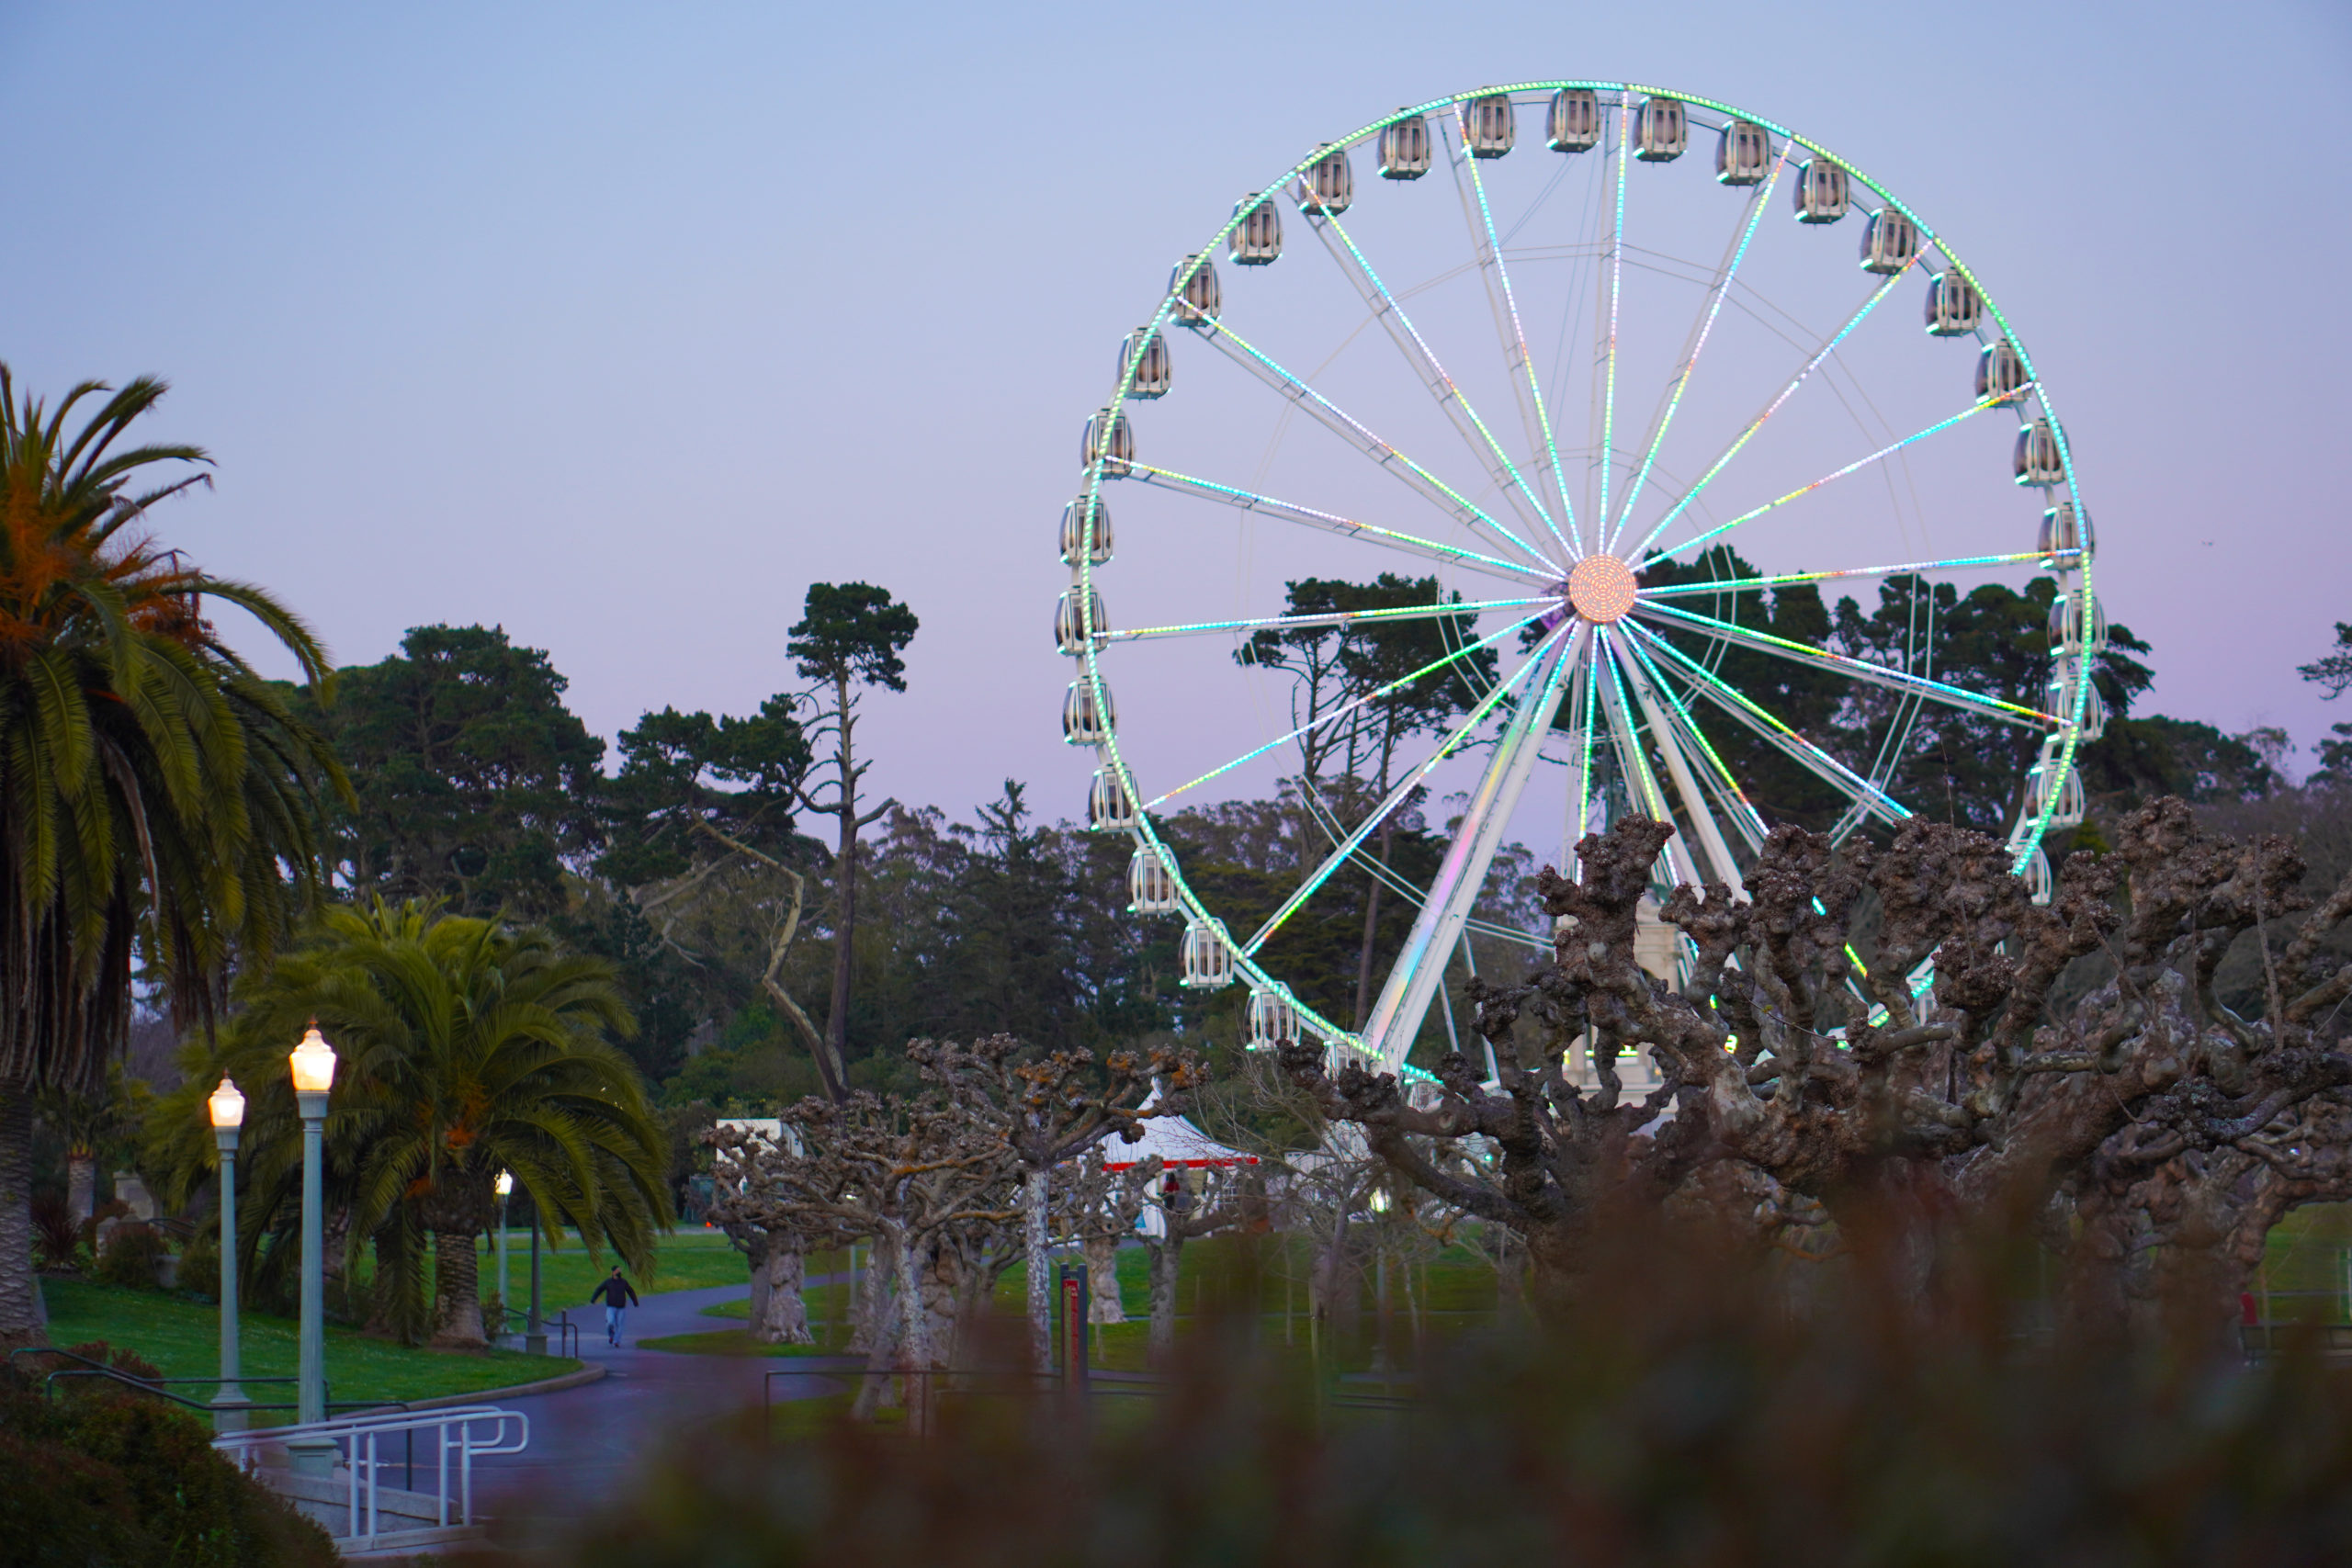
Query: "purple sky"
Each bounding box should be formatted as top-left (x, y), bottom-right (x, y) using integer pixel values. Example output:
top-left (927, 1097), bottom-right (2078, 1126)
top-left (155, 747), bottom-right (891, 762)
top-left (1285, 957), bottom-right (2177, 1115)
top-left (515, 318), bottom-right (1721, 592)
top-left (5, 1), bottom-right (2349, 828)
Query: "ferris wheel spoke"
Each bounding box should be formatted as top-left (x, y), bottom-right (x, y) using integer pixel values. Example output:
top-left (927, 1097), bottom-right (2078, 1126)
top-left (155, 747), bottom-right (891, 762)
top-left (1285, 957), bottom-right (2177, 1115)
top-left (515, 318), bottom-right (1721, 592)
top-left (1654, 392), bottom-right (2018, 562)
top-left (1124, 463), bottom-right (1556, 586)
top-left (1448, 112), bottom-right (1579, 555)
top-left (1302, 204), bottom-right (1567, 560)
top-left (1566, 637), bottom-right (1601, 870)
top-left (1140, 607), bottom-right (1550, 811)
top-left (1634, 600), bottom-right (2057, 728)
top-left (1602, 143), bottom-right (1790, 558)
top-left (1101, 594), bottom-right (1553, 648)
top-left (1594, 632), bottom-right (1708, 890)
top-left (1242, 626), bottom-right (1570, 958)
top-left (1594, 95), bottom-right (1631, 545)
top-left (1624, 263), bottom-right (1919, 562)
top-left (1295, 793), bottom-right (1551, 953)
top-left (1618, 628), bottom-right (1769, 852)
top-left (1619, 619), bottom-right (1914, 828)
top-left (1196, 320), bottom-right (1555, 570)
top-left (1362, 626), bottom-right (1583, 1069)
top-left (1639, 548), bottom-right (2053, 599)
top-left (1616, 637), bottom-right (1760, 881)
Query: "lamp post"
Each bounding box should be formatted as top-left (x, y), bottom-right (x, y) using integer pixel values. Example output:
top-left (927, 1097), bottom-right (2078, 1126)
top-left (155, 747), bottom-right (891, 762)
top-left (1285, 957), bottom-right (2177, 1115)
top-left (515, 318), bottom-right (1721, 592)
top-left (494, 1171), bottom-right (513, 1345)
top-left (526, 1202), bottom-right (546, 1356)
top-left (289, 1027), bottom-right (336, 1442)
top-left (206, 1078), bottom-right (248, 1434)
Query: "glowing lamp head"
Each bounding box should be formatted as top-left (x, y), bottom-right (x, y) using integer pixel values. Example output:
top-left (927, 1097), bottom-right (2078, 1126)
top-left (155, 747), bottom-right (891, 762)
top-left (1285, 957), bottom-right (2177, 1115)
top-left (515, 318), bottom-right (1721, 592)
top-left (289, 1026), bottom-right (338, 1094)
top-left (495, 1170), bottom-right (514, 1198)
top-left (1369, 1187), bottom-right (1392, 1214)
top-left (207, 1077), bottom-right (245, 1130)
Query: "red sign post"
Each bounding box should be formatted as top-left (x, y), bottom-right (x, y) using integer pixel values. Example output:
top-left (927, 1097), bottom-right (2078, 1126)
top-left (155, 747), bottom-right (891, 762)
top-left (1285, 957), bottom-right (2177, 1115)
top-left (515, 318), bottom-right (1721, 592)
top-left (1058, 1264), bottom-right (1090, 1391)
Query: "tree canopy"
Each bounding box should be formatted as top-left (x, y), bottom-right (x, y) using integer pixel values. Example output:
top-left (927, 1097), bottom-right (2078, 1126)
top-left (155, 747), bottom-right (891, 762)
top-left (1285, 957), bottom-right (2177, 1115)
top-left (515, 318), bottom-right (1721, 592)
top-left (0, 365), bottom-right (344, 1340)
top-left (305, 624), bottom-right (604, 919)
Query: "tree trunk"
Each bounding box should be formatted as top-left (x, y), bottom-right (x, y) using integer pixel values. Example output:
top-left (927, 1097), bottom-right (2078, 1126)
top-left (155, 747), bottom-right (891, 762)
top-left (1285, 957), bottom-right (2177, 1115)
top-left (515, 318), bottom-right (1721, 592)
top-left (825, 671), bottom-right (857, 1101)
top-left (894, 1226), bottom-right (932, 1429)
top-left (65, 1153), bottom-right (95, 1225)
top-left (0, 1088), bottom-right (42, 1344)
top-left (754, 1243), bottom-right (813, 1345)
top-left (919, 1241), bottom-right (959, 1370)
top-left (851, 1234), bottom-right (893, 1354)
top-left (1024, 1168), bottom-right (1050, 1369)
top-left (744, 1231), bottom-right (774, 1331)
top-left (895, 1233), bottom-right (933, 1372)
top-left (1147, 1235), bottom-right (1184, 1354)
top-left (855, 1241), bottom-right (888, 1354)
top-left (431, 1228), bottom-right (488, 1348)
top-left (850, 1282), bottom-right (901, 1422)
top-left (1084, 1237), bottom-right (1125, 1324)
top-left (1314, 1212), bottom-right (1356, 1341)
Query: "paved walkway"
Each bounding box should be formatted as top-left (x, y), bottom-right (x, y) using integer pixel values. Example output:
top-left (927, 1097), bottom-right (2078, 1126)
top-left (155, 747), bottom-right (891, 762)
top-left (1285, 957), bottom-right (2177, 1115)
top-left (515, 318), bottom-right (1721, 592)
top-left (468, 1280), bottom-right (854, 1529)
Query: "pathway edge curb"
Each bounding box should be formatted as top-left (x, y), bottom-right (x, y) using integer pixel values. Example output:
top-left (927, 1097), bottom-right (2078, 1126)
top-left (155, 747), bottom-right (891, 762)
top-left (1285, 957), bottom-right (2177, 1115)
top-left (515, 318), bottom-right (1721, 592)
top-left (395, 1363), bottom-right (605, 1410)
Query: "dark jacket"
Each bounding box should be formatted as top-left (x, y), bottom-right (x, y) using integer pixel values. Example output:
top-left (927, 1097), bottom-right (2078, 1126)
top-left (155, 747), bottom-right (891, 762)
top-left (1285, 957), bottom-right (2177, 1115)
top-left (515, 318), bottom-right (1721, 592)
top-left (589, 1275), bottom-right (640, 1309)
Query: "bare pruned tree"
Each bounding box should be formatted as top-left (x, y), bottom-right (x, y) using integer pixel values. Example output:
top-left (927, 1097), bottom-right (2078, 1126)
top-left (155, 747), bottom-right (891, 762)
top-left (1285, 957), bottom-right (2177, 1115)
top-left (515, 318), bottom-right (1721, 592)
top-left (1282, 801), bottom-right (2352, 1332)
top-left (710, 1089), bottom-right (1019, 1419)
top-left (1139, 1163), bottom-right (1263, 1355)
top-left (910, 1034), bottom-right (1198, 1369)
top-left (1051, 1145), bottom-right (1161, 1325)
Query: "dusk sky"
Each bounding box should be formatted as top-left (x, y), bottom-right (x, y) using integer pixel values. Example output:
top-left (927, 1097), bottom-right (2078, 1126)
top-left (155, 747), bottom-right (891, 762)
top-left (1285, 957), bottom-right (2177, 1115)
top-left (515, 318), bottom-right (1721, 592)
top-left (5, 1), bottom-right (2348, 826)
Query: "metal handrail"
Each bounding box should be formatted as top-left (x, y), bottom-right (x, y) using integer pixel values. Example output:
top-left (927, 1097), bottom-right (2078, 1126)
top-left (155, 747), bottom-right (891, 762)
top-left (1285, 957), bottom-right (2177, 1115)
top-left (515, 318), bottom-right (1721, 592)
top-left (9, 1347), bottom-right (287, 1409)
top-left (493, 1303), bottom-right (581, 1358)
top-left (214, 1404), bottom-right (528, 1544)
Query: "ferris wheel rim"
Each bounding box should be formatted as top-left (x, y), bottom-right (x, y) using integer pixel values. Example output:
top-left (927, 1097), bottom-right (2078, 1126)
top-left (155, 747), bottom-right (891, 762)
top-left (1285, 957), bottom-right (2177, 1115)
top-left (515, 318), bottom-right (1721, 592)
top-left (1067, 81), bottom-right (2100, 1072)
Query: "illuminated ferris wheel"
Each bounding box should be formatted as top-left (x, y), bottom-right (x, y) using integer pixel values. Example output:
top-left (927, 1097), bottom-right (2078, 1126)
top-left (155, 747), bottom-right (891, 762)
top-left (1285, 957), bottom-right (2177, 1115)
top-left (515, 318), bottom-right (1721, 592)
top-left (1058, 83), bottom-right (2104, 1074)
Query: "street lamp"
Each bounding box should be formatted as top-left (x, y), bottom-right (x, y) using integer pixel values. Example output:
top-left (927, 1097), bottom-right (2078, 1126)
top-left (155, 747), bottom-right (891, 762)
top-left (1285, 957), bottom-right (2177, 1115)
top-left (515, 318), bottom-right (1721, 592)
top-left (206, 1078), bottom-right (248, 1434)
top-left (494, 1171), bottom-right (514, 1345)
top-left (288, 1026), bottom-right (336, 1438)
top-left (526, 1193), bottom-right (546, 1356)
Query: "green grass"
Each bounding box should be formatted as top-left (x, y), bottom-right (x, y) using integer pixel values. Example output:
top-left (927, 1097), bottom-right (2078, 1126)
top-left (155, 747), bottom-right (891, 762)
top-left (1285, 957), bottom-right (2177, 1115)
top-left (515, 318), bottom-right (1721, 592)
top-left (649, 1235), bottom-right (1509, 1372)
top-left (638, 1325), bottom-right (860, 1358)
top-left (2259, 1203), bottom-right (2352, 1319)
top-left (471, 1225), bottom-right (750, 1314)
top-left (40, 1279), bottom-right (577, 1421)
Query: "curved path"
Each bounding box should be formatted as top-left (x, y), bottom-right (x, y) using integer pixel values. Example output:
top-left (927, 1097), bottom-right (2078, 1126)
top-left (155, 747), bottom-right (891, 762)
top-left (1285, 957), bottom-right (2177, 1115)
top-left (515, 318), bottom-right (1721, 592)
top-left (469, 1280), bottom-right (853, 1529)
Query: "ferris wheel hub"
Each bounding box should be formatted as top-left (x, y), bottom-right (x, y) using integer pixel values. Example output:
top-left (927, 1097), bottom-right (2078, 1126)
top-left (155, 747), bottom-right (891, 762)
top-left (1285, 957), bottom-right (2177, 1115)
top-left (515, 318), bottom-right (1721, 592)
top-left (1566, 554), bottom-right (1638, 624)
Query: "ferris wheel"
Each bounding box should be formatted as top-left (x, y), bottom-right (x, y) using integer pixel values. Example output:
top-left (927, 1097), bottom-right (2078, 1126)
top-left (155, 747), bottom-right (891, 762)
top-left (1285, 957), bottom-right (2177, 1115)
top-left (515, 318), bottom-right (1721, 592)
top-left (1058, 83), bottom-right (2103, 1075)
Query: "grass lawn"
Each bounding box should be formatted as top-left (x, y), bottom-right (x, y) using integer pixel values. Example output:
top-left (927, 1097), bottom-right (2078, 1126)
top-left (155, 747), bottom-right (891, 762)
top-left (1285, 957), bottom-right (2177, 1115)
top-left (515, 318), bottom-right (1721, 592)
top-left (471, 1224), bottom-right (750, 1313)
top-left (648, 1235), bottom-right (1509, 1372)
top-left (2258, 1202), bottom-right (2352, 1320)
top-left (40, 1278), bottom-right (577, 1421)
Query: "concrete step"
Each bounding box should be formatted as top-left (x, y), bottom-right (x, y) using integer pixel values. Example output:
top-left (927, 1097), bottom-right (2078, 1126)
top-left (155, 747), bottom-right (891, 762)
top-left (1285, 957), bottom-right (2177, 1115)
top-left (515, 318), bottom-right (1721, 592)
top-left (337, 1523), bottom-right (490, 1560)
top-left (257, 1464), bottom-right (487, 1546)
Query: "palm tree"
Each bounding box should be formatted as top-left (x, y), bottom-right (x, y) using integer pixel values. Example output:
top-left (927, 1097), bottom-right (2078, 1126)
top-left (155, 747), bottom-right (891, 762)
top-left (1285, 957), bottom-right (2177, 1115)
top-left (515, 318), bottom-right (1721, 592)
top-left (181, 899), bottom-right (669, 1348)
top-left (0, 366), bottom-right (342, 1342)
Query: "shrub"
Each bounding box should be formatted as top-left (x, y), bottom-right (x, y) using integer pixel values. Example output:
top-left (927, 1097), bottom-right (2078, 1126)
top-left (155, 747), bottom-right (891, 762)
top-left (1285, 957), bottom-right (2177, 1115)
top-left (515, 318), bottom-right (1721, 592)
top-left (92, 1223), bottom-right (169, 1292)
top-left (0, 1344), bottom-right (335, 1567)
top-left (514, 1224), bottom-right (2352, 1565)
top-left (177, 1232), bottom-right (221, 1303)
top-left (29, 1193), bottom-right (82, 1273)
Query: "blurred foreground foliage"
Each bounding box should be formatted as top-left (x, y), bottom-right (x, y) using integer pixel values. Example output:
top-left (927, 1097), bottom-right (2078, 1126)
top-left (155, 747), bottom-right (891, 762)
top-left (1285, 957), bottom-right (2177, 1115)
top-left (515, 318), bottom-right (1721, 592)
top-left (505, 1215), bottom-right (2352, 1567)
top-left (0, 1342), bottom-right (335, 1567)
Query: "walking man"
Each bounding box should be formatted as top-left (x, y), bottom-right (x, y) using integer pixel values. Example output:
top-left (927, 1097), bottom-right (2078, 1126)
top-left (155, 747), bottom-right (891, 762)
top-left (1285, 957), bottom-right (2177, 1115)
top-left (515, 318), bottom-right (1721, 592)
top-left (589, 1267), bottom-right (640, 1347)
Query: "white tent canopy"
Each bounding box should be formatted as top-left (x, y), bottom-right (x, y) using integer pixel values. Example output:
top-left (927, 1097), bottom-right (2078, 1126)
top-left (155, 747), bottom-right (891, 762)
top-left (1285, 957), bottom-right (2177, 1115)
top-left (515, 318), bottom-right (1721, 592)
top-left (1095, 1108), bottom-right (1258, 1172)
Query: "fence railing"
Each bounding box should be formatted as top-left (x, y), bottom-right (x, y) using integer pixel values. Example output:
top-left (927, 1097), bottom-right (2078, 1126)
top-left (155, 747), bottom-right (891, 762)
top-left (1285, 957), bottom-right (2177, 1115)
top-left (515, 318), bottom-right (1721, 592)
top-left (492, 1304), bottom-right (581, 1359)
top-left (4, 1346), bottom-right (394, 1420)
top-left (213, 1404), bottom-right (528, 1545)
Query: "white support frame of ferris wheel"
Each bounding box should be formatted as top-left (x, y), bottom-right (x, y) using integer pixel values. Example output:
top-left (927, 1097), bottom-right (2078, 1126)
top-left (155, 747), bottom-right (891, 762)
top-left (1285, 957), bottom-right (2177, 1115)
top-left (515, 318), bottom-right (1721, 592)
top-left (1363, 627), bottom-right (1580, 1071)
